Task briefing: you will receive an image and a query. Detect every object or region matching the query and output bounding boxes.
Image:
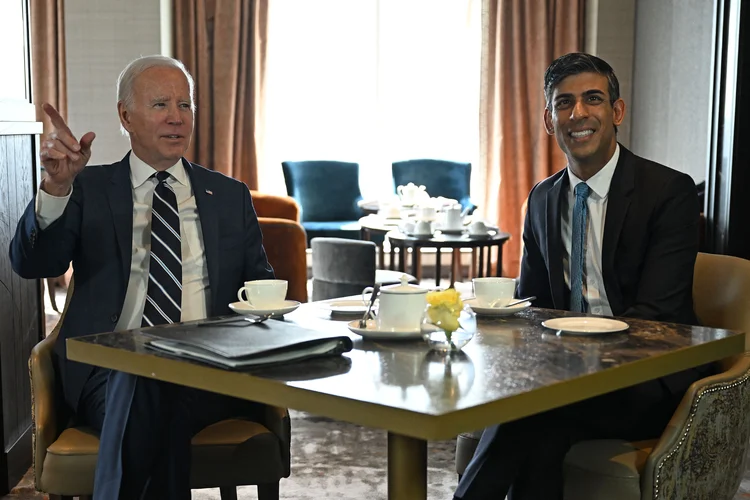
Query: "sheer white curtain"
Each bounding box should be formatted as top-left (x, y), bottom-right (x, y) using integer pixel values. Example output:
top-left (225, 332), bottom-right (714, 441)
top-left (260, 0), bottom-right (481, 202)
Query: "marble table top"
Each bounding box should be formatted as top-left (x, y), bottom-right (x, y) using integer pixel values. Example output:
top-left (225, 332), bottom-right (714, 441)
top-left (66, 305), bottom-right (744, 440)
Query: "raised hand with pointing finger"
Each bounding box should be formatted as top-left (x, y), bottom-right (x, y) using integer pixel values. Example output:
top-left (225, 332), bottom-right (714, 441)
top-left (40, 102), bottom-right (96, 197)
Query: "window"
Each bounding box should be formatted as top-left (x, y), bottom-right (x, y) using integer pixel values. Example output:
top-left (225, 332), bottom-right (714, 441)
top-left (261, 0), bottom-right (481, 201)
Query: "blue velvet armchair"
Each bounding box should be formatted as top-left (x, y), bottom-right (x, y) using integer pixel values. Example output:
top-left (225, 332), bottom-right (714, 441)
top-left (391, 159), bottom-right (477, 214)
top-left (281, 161), bottom-right (364, 244)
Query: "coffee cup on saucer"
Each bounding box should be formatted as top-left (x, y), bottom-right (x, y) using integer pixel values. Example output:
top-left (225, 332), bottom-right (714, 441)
top-left (413, 220), bottom-right (432, 236)
top-left (401, 221), bottom-right (416, 235)
top-left (472, 277), bottom-right (516, 307)
top-left (237, 279), bottom-right (288, 309)
top-left (468, 221), bottom-right (488, 236)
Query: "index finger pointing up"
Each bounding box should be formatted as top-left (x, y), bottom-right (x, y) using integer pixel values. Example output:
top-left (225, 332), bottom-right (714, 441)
top-left (43, 103), bottom-right (72, 133)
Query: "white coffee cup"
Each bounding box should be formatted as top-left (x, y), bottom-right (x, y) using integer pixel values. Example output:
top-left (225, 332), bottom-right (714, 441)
top-left (469, 221), bottom-right (488, 236)
top-left (414, 220), bottom-right (432, 236)
top-left (237, 279), bottom-right (288, 309)
top-left (419, 205), bottom-right (436, 221)
top-left (473, 277), bottom-right (516, 307)
top-left (442, 204), bottom-right (464, 230)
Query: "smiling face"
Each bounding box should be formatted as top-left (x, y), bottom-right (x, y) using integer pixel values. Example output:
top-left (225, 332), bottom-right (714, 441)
top-left (543, 72), bottom-right (625, 179)
top-left (118, 66), bottom-right (194, 171)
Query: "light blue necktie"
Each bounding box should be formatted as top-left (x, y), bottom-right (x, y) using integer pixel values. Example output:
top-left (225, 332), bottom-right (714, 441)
top-left (570, 182), bottom-right (590, 313)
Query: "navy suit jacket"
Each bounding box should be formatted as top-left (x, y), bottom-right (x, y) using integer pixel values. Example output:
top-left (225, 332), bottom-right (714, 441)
top-left (10, 153), bottom-right (274, 410)
top-left (518, 145), bottom-right (705, 395)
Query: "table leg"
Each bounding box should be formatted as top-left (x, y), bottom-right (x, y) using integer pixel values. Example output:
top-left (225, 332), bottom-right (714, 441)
top-left (411, 247), bottom-right (420, 280)
top-left (435, 247), bottom-right (441, 287)
top-left (390, 243), bottom-right (396, 271)
top-left (377, 242), bottom-right (385, 269)
top-left (470, 248), bottom-right (477, 279)
top-left (398, 245), bottom-right (406, 273)
top-left (496, 244), bottom-right (504, 276)
top-left (486, 245), bottom-right (493, 276)
top-left (388, 432), bottom-right (427, 500)
top-left (478, 247), bottom-right (485, 277)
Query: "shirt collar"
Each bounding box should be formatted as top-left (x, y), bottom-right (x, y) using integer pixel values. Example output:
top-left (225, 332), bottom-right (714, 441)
top-left (566, 143), bottom-right (620, 200)
top-left (129, 152), bottom-right (187, 189)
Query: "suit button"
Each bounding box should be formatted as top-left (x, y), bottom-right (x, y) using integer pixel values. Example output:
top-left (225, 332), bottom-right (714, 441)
top-left (110, 314), bottom-right (119, 323)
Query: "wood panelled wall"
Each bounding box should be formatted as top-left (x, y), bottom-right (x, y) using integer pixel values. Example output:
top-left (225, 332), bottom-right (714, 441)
top-left (0, 132), bottom-right (39, 493)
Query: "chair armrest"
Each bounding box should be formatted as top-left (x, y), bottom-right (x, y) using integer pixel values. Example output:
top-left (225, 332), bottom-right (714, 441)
top-left (250, 190), bottom-right (301, 222)
top-left (29, 332), bottom-right (61, 490)
top-left (641, 354), bottom-right (750, 499)
top-left (262, 405), bottom-right (291, 476)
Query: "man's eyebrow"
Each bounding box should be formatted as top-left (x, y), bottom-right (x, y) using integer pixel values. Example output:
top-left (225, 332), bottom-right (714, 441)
top-left (149, 96), bottom-right (170, 103)
top-left (554, 89), bottom-right (606, 101)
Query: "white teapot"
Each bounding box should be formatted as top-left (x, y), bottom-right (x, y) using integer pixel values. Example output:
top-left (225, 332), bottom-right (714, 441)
top-left (442, 204), bottom-right (467, 230)
top-left (362, 275), bottom-right (427, 332)
top-left (397, 183), bottom-right (428, 206)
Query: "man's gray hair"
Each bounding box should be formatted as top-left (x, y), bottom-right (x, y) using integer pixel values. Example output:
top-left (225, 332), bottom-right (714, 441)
top-left (117, 55), bottom-right (195, 135)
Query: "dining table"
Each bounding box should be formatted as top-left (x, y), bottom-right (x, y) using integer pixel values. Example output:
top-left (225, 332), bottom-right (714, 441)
top-left (66, 301), bottom-right (744, 500)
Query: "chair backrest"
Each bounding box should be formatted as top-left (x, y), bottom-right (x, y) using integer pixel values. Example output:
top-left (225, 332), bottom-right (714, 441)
top-left (392, 159), bottom-right (471, 208)
top-left (250, 190), bottom-right (300, 222)
top-left (692, 252), bottom-right (750, 351)
top-left (258, 217), bottom-right (308, 303)
top-left (311, 237), bottom-right (376, 301)
top-left (281, 161), bottom-right (363, 222)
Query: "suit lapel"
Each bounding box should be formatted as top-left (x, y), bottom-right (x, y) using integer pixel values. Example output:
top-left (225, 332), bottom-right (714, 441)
top-left (545, 172), bottom-right (567, 309)
top-left (602, 146), bottom-right (635, 311)
top-left (184, 160), bottom-right (221, 315)
top-left (107, 155), bottom-right (134, 285)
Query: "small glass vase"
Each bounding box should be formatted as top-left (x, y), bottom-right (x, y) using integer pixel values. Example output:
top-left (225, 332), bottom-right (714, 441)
top-left (421, 304), bottom-right (477, 353)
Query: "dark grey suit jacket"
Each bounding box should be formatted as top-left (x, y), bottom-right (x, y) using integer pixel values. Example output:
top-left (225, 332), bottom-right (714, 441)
top-left (518, 145), bottom-right (704, 394)
top-left (9, 153), bottom-right (274, 410)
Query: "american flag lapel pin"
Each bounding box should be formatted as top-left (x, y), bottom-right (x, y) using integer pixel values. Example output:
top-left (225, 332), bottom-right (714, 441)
top-left (205, 189), bottom-right (213, 195)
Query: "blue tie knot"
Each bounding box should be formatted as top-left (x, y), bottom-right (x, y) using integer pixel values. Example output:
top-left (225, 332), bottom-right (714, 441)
top-left (575, 182), bottom-right (590, 199)
top-left (155, 171), bottom-right (171, 184)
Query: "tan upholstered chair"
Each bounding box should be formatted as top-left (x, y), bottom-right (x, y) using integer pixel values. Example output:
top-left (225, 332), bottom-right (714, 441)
top-left (455, 253), bottom-right (750, 499)
top-left (251, 190), bottom-right (308, 304)
top-left (564, 252), bottom-right (750, 500)
top-left (31, 284), bottom-right (291, 500)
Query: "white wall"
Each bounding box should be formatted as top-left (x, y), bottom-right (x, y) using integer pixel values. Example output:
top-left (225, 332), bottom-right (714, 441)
top-left (64, 0), bottom-right (163, 165)
top-left (630, 0), bottom-right (714, 183)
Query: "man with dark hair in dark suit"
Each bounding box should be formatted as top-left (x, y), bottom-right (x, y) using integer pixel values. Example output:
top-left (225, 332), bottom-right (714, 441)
top-left (10, 55), bottom-right (274, 499)
top-left (454, 53), bottom-right (706, 499)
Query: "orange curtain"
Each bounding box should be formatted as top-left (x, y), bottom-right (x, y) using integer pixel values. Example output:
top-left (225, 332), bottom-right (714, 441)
top-left (480, 0), bottom-right (584, 277)
top-left (30, 0), bottom-right (67, 133)
top-left (174, 0), bottom-right (268, 189)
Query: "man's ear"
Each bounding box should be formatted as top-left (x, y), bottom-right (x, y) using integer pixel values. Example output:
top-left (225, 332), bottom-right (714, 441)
top-left (117, 102), bottom-right (132, 133)
top-left (612, 98), bottom-right (626, 127)
top-left (543, 108), bottom-right (555, 135)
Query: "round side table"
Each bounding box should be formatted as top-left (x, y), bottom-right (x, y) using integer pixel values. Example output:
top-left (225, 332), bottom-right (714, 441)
top-left (387, 230), bottom-right (511, 287)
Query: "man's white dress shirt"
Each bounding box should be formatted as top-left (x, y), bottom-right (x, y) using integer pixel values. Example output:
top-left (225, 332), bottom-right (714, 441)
top-left (36, 153), bottom-right (211, 330)
top-left (560, 144), bottom-right (620, 316)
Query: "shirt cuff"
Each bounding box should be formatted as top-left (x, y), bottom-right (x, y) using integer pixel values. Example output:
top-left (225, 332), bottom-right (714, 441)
top-left (36, 185), bottom-right (73, 230)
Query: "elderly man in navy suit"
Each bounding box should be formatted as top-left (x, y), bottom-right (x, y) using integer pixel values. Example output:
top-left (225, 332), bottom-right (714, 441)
top-left (10, 55), bottom-right (274, 499)
top-left (454, 53), bottom-right (708, 499)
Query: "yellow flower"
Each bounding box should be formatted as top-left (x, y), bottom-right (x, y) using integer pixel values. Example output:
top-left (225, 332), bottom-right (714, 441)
top-left (426, 288), bottom-right (464, 334)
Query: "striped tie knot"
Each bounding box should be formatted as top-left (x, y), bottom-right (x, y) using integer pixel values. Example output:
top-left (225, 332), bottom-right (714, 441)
top-left (155, 171), bottom-right (171, 184)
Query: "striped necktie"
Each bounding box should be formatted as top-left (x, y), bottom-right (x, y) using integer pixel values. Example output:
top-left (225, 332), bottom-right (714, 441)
top-left (570, 182), bottom-right (590, 313)
top-left (142, 171), bottom-right (182, 326)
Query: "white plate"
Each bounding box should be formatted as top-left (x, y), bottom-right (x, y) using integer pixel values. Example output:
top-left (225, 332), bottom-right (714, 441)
top-left (317, 299), bottom-right (372, 315)
top-left (347, 319), bottom-right (429, 340)
top-left (541, 317), bottom-right (629, 335)
top-left (229, 300), bottom-right (300, 317)
top-left (464, 298), bottom-right (531, 317)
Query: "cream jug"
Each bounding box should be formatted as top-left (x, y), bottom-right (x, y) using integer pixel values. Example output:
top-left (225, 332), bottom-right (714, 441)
top-left (363, 276), bottom-right (427, 332)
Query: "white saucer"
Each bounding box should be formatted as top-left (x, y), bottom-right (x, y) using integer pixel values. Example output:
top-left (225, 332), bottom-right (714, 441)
top-left (317, 298), bottom-right (373, 315)
top-left (542, 317), bottom-right (629, 335)
top-left (464, 298), bottom-right (531, 317)
top-left (229, 300), bottom-right (300, 317)
top-left (347, 319), bottom-right (428, 340)
top-left (439, 228), bottom-right (466, 235)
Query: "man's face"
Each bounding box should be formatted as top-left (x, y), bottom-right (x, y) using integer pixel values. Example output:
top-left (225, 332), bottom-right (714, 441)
top-left (118, 66), bottom-right (194, 170)
top-left (543, 72), bottom-right (624, 167)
